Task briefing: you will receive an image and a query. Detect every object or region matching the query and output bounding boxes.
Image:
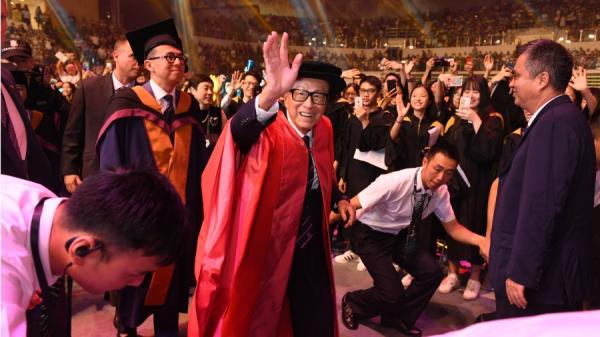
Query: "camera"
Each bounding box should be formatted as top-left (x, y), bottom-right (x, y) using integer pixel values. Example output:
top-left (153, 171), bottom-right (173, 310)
top-left (433, 57), bottom-right (451, 67)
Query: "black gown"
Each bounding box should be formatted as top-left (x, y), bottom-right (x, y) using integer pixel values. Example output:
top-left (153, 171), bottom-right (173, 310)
top-left (444, 113), bottom-right (504, 264)
top-left (338, 108), bottom-right (393, 198)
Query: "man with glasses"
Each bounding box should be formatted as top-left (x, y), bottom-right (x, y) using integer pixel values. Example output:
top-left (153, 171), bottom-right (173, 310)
top-left (96, 19), bottom-right (208, 337)
top-left (189, 32), bottom-right (355, 337)
top-left (335, 76), bottom-right (394, 271)
top-left (222, 70), bottom-right (262, 118)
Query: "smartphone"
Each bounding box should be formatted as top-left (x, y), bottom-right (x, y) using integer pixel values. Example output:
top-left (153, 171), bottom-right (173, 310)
top-left (83, 61), bottom-right (90, 71)
top-left (449, 76), bottom-right (463, 87)
top-left (354, 96), bottom-right (363, 110)
top-left (55, 51), bottom-right (68, 63)
top-left (459, 96), bottom-right (471, 111)
top-left (386, 79), bottom-right (397, 92)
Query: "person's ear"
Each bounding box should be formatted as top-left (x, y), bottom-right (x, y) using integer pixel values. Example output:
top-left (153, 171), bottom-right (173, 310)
top-left (189, 86), bottom-right (197, 97)
top-left (537, 71), bottom-right (550, 89)
top-left (66, 235), bottom-right (101, 263)
top-left (422, 156), bottom-right (429, 168)
top-left (143, 59), bottom-right (153, 73)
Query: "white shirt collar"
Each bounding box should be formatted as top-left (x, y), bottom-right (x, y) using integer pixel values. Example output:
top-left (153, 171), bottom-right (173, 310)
top-left (39, 198), bottom-right (67, 285)
top-left (416, 167), bottom-right (433, 196)
top-left (149, 79), bottom-right (176, 103)
top-left (285, 112), bottom-right (313, 145)
top-left (527, 94), bottom-right (565, 127)
top-left (111, 72), bottom-right (134, 91)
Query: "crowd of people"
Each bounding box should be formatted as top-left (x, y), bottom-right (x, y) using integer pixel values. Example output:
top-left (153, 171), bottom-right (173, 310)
top-left (2, 1), bottom-right (600, 337)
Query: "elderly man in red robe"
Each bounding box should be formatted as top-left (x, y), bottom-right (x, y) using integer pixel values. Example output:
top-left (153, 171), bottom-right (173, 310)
top-left (188, 32), bottom-right (355, 337)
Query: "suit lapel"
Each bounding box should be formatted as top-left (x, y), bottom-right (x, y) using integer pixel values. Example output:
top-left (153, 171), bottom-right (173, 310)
top-left (498, 95), bottom-right (569, 177)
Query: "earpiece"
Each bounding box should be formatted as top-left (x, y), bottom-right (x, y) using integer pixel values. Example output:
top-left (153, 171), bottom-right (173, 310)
top-left (65, 236), bottom-right (104, 258)
top-left (75, 245), bottom-right (90, 257)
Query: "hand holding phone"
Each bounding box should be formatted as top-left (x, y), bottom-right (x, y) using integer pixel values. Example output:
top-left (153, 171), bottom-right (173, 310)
top-left (458, 96), bottom-right (471, 112)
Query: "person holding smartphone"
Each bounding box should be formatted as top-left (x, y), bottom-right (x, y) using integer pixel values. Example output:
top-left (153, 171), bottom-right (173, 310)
top-left (439, 76), bottom-right (504, 300)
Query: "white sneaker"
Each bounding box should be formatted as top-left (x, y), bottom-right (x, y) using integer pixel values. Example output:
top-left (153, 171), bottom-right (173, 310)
top-left (334, 250), bottom-right (358, 264)
top-left (356, 259), bottom-right (367, 272)
top-left (393, 263), bottom-right (401, 272)
top-left (401, 273), bottom-right (414, 288)
top-left (463, 279), bottom-right (481, 300)
top-left (438, 274), bottom-right (460, 293)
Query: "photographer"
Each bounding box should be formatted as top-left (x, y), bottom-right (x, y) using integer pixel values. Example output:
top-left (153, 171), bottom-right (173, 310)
top-left (2, 39), bottom-right (69, 194)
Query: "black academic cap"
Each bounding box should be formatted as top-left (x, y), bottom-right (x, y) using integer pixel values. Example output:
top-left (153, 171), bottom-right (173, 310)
top-left (297, 61), bottom-right (346, 96)
top-left (1, 39), bottom-right (33, 59)
top-left (126, 19), bottom-right (183, 65)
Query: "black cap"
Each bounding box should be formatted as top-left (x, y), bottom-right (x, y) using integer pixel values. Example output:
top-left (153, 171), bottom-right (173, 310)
top-left (125, 19), bottom-right (183, 65)
top-left (1, 39), bottom-right (32, 59)
top-left (297, 61), bottom-right (346, 95)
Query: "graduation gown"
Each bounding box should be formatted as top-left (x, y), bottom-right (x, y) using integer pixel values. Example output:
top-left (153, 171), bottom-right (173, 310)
top-left (385, 112), bottom-right (444, 172)
top-left (338, 108), bottom-right (393, 197)
top-left (96, 83), bottom-right (207, 322)
top-left (188, 106), bottom-right (338, 337)
top-left (443, 112), bottom-right (504, 263)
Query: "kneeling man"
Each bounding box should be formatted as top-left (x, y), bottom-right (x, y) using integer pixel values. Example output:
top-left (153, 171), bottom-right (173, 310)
top-left (341, 141), bottom-right (489, 336)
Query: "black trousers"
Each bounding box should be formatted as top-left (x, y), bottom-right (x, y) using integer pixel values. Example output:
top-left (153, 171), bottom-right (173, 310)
top-left (346, 221), bottom-right (443, 328)
top-left (287, 189), bottom-right (334, 337)
top-left (495, 292), bottom-right (582, 319)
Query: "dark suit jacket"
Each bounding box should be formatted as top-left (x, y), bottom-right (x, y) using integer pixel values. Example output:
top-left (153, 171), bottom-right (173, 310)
top-left (1, 66), bottom-right (55, 190)
top-left (490, 94), bottom-right (596, 306)
top-left (61, 73), bottom-right (114, 178)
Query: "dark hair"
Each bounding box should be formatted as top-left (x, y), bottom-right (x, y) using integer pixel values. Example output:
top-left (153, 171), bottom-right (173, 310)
top-left (460, 76), bottom-right (492, 118)
top-left (343, 83), bottom-right (359, 96)
top-left (408, 84), bottom-right (437, 122)
top-left (242, 70), bottom-right (262, 83)
top-left (64, 169), bottom-right (188, 265)
top-left (425, 139), bottom-right (459, 163)
top-left (188, 73), bottom-right (213, 89)
top-left (516, 39), bottom-right (573, 92)
top-left (359, 75), bottom-right (382, 93)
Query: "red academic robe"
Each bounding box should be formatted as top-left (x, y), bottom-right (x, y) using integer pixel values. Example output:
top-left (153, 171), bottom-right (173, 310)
top-left (188, 111), bottom-right (338, 337)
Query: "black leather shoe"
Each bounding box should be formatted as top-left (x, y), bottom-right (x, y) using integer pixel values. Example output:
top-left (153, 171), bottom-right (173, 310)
top-left (341, 294), bottom-right (359, 330)
top-left (381, 318), bottom-right (422, 337)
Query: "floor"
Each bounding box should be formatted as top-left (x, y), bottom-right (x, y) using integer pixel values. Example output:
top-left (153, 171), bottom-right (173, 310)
top-left (71, 260), bottom-right (496, 337)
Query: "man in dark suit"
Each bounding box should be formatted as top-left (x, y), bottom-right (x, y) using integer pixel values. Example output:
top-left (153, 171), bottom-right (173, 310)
top-left (1, 0), bottom-right (54, 190)
top-left (61, 38), bottom-right (139, 192)
top-left (490, 39), bottom-right (596, 318)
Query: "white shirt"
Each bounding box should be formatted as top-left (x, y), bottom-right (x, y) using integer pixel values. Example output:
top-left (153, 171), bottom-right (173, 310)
top-left (527, 94), bottom-right (564, 128)
top-left (357, 167), bottom-right (456, 234)
top-left (2, 83), bottom-right (28, 160)
top-left (149, 79), bottom-right (176, 114)
top-left (111, 72), bottom-right (134, 91)
top-left (1, 175), bottom-right (65, 336)
top-left (255, 94), bottom-right (319, 189)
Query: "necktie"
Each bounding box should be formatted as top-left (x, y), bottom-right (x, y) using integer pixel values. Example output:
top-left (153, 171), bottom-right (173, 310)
top-left (296, 136), bottom-right (317, 249)
top-left (163, 94), bottom-right (174, 125)
top-left (404, 193), bottom-right (428, 258)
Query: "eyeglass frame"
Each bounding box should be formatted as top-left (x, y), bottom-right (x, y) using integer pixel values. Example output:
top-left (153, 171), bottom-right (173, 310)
top-left (289, 88), bottom-right (329, 105)
top-left (359, 88), bottom-right (378, 95)
top-left (146, 52), bottom-right (188, 64)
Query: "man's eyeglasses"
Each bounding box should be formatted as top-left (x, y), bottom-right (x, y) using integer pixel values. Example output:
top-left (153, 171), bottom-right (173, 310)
top-left (147, 53), bottom-right (187, 64)
top-left (359, 88), bottom-right (377, 95)
top-left (289, 89), bottom-right (328, 105)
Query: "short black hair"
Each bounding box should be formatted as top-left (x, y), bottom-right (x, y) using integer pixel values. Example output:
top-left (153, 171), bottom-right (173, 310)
top-left (425, 139), bottom-right (459, 163)
top-left (516, 39), bottom-right (573, 92)
top-left (188, 73), bottom-right (213, 88)
top-left (242, 70), bottom-right (262, 83)
top-left (359, 75), bottom-right (382, 93)
top-left (64, 169), bottom-right (188, 265)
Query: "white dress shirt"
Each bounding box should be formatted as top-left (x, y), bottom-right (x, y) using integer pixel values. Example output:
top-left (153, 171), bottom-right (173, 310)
top-left (111, 72), bottom-right (134, 91)
top-left (255, 94), bottom-right (319, 189)
top-left (149, 79), bottom-right (176, 114)
top-left (1, 175), bottom-right (65, 336)
top-left (527, 94), bottom-right (564, 128)
top-left (357, 167), bottom-right (456, 235)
